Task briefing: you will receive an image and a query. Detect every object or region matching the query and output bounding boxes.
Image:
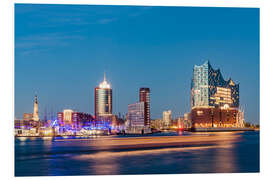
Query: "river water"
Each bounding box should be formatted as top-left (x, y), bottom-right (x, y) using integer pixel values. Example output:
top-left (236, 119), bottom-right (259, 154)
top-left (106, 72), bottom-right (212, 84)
top-left (15, 131), bottom-right (259, 176)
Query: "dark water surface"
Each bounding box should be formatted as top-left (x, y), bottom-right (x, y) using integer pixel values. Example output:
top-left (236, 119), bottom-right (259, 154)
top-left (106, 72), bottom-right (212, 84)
top-left (15, 131), bottom-right (259, 176)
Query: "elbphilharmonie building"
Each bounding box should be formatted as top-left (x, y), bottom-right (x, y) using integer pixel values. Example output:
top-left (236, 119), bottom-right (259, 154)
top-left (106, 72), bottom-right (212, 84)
top-left (190, 61), bottom-right (244, 128)
top-left (191, 61), bottom-right (239, 109)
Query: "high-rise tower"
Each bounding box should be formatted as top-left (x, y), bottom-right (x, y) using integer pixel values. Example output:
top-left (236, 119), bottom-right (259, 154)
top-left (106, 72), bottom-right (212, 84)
top-left (33, 94), bottom-right (39, 121)
top-left (139, 87), bottom-right (150, 127)
top-left (95, 73), bottom-right (112, 118)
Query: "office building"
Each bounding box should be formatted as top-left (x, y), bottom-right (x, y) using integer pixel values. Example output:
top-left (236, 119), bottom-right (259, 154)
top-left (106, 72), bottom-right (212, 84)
top-left (139, 87), bottom-right (150, 127)
top-left (126, 102), bottom-right (151, 134)
top-left (127, 102), bottom-right (145, 128)
top-left (163, 110), bottom-right (172, 128)
top-left (95, 74), bottom-right (112, 118)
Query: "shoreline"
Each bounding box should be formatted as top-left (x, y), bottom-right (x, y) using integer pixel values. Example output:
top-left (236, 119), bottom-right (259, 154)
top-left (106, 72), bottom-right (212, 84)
top-left (14, 128), bottom-right (258, 138)
top-left (191, 127), bottom-right (255, 132)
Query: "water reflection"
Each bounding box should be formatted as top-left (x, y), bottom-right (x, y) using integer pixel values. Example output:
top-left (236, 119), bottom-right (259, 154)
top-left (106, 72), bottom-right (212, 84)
top-left (15, 131), bottom-right (259, 176)
top-left (213, 132), bottom-right (238, 173)
top-left (17, 137), bottom-right (28, 141)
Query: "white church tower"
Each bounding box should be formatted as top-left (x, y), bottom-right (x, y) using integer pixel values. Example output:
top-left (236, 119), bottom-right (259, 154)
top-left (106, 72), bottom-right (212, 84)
top-left (33, 94), bottom-right (39, 121)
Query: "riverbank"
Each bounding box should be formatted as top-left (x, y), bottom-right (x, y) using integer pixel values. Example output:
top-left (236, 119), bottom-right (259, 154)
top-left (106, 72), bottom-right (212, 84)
top-left (192, 127), bottom-right (255, 132)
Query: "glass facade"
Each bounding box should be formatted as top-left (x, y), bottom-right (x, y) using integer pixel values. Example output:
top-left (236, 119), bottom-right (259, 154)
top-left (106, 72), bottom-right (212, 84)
top-left (191, 61), bottom-right (239, 108)
top-left (97, 89), bottom-right (112, 114)
top-left (95, 77), bottom-right (112, 117)
top-left (95, 88), bottom-right (112, 117)
top-left (127, 102), bottom-right (145, 127)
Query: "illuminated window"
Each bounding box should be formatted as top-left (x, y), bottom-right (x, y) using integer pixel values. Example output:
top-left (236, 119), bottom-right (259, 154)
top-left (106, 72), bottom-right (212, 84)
top-left (197, 111), bottom-right (203, 116)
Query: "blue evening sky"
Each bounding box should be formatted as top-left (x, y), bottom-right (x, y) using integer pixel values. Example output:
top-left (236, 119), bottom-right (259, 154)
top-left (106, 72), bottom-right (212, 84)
top-left (15, 4), bottom-right (259, 123)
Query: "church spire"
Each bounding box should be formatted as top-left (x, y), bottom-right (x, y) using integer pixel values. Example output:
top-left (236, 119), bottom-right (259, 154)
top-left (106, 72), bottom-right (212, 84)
top-left (35, 94), bottom-right (38, 104)
top-left (33, 93), bottom-right (39, 121)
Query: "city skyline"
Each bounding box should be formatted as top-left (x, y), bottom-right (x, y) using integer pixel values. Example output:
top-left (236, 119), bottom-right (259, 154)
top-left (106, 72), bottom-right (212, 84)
top-left (15, 4), bottom-right (259, 123)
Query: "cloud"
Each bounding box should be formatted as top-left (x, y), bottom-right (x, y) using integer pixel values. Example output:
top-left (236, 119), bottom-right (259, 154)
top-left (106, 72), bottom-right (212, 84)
top-left (17, 49), bottom-right (49, 56)
top-left (97, 18), bottom-right (117, 24)
top-left (128, 6), bottom-right (154, 17)
top-left (15, 4), bottom-right (154, 57)
top-left (15, 32), bottom-right (85, 56)
top-left (15, 4), bottom-right (45, 14)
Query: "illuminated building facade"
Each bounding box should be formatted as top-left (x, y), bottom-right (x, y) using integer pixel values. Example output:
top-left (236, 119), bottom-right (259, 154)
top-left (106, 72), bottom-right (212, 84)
top-left (20, 113), bottom-right (37, 129)
top-left (95, 74), bottom-right (112, 118)
top-left (126, 102), bottom-right (151, 134)
top-left (190, 106), bottom-right (245, 128)
top-left (150, 119), bottom-right (163, 130)
top-left (14, 119), bottom-right (32, 130)
top-left (72, 112), bottom-right (94, 129)
top-left (63, 109), bottom-right (73, 125)
top-left (178, 113), bottom-right (192, 129)
top-left (23, 113), bottom-right (33, 121)
top-left (127, 102), bottom-right (145, 128)
top-left (191, 61), bottom-right (243, 128)
top-left (163, 110), bottom-right (172, 128)
top-left (57, 110), bottom-right (94, 129)
top-left (191, 61), bottom-right (239, 108)
top-left (94, 114), bottom-right (117, 130)
top-left (139, 87), bottom-right (150, 127)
